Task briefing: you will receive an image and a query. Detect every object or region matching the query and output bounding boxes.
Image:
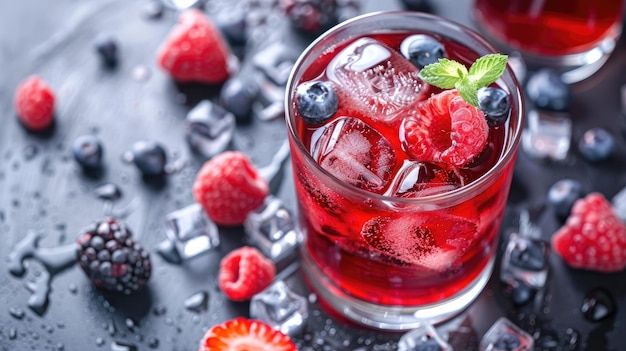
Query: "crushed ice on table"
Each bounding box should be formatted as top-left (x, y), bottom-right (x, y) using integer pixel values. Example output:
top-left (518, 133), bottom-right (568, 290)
top-left (244, 196), bottom-right (301, 262)
top-left (398, 324), bottom-right (453, 351)
top-left (160, 0), bottom-right (203, 10)
top-left (164, 203), bottom-right (220, 260)
top-left (184, 291), bottom-right (209, 313)
top-left (480, 317), bottom-right (533, 351)
top-left (611, 185), bottom-right (626, 222)
top-left (185, 100), bottom-right (235, 159)
top-left (521, 110), bottom-right (572, 161)
top-left (309, 117), bottom-right (397, 192)
top-left (252, 42), bottom-right (299, 86)
top-left (501, 232), bottom-right (550, 290)
top-left (250, 280), bottom-right (308, 336)
top-left (581, 287), bottom-right (616, 322)
top-left (326, 37), bottom-right (425, 120)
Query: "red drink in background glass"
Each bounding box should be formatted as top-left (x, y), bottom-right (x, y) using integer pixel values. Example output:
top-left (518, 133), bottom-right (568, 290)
top-left (473, 0), bottom-right (624, 81)
top-left (285, 12), bottom-right (524, 330)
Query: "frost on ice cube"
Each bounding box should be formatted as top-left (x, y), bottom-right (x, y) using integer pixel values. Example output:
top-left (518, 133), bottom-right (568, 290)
top-left (500, 233), bottom-right (550, 290)
top-left (480, 317), bottom-right (533, 351)
top-left (326, 37), bottom-right (426, 121)
top-left (165, 203), bottom-right (220, 260)
top-left (385, 160), bottom-right (465, 198)
top-left (185, 100), bottom-right (235, 159)
top-left (521, 110), bottom-right (571, 161)
top-left (360, 213), bottom-right (478, 270)
top-left (250, 280), bottom-right (308, 336)
top-left (244, 196), bottom-right (301, 262)
top-left (310, 117), bottom-right (397, 193)
top-left (398, 324), bottom-right (453, 351)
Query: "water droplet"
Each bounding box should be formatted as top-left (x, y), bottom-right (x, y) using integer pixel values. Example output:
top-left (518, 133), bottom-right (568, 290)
top-left (56, 343), bottom-right (65, 350)
top-left (9, 307), bottom-right (25, 319)
top-left (96, 337), bottom-right (105, 347)
top-left (155, 239), bottom-right (182, 264)
top-left (9, 328), bottom-right (17, 340)
top-left (132, 65), bottom-right (151, 82)
top-left (95, 184), bottom-right (122, 201)
top-left (23, 145), bottom-right (39, 161)
top-left (147, 337), bottom-right (159, 348)
top-left (107, 320), bottom-right (117, 336)
top-left (184, 291), bottom-right (209, 313)
top-left (581, 287), bottom-right (616, 322)
top-left (57, 321), bottom-right (65, 329)
top-left (152, 305), bottom-right (167, 316)
top-left (68, 283), bottom-right (78, 294)
top-left (111, 341), bottom-right (138, 351)
top-left (125, 318), bottom-right (137, 332)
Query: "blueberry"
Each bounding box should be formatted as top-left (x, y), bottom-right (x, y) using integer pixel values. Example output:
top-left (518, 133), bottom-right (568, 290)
top-left (578, 127), bottom-right (615, 162)
top-left (72, 135), bottom-right (104, 169)
top-left (478, 87), bottom-right (511, 124)
top-left (94, 35), bottom-right (118, 67)
top-left (547, 179), bottom-right (584, 218)
top-left (220, 76), bottom-right (259, 123)
top-left (131, 141), bottom-right (167, 176)
top-left (526, 69), bottom-right (570, 111)
top-left (493, 332), bottom-right (521, 351)
top-left (295, 81), bottom-right (338, 124)
top-left (400, 34), bottom-right (446, 69)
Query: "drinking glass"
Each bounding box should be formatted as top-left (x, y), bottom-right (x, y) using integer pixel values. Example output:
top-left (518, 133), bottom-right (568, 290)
top-left (473, 0), bottom-right (624, 83)
top-left (285, 11), bottom-right (524, 330)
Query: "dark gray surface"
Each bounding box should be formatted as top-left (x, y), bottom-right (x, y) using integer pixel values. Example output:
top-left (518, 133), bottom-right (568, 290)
top-left (1, 0), bottom-right (626, 350)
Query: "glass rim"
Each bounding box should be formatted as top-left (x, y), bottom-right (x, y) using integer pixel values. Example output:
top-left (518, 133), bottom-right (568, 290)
top-left (285, 10), bottom-right (525, 205)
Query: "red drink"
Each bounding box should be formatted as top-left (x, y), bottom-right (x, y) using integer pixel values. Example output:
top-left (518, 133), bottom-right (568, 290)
top-left (285, 12), bottom-right (524, 330)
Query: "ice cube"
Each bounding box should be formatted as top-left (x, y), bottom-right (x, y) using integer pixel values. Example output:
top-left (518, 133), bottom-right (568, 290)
top-left (521, 110), bottom-right (571, 161)
top-left (185, 100), bottom-right (235, 159)
top-left (507, 52), bottom-right (527, 83)
top-left (500, 233), bottom-right (549, 289)
top-left (244, 196), bottom-right (301, 262)
top-left (385, 160), bottom-right (465, 198)
top-left (611, 185), bottom-right (626, 222)
top-left (326, 37), bottom-right (426, 121)
top-left (310, 117), bottom-right (397, 193)
top-left (398, 324), bottom-right (453, 351)
top-left (249, 280), bottom-right (308, 336)
top-left (160, 0), bottom-right (203, 10)
top-left (165, 203), bottom-right (220, 260)
top-left (252, 42), bottom-right (299, 86)
top-left (480, 317), bottom-right (533, 351)
top-left (252, 79), bottom-right (285, 121)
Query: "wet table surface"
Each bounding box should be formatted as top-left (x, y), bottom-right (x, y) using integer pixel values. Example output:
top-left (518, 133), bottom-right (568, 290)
top-left (1, 0), bottom-right (626, 350)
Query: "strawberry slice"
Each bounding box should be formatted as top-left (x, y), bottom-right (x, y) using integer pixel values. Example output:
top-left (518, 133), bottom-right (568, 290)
top-left (552, 192), bottom-right (626, 273)
top-left (157, 9), bottom-right (231, 84)
top-left (193, 151), bottom-right (269, 226)
top-left (14, 75), bottom-right (55, 131)
top-left (218, 246), bottom-right (276, 301)
top-left (402, 89), bottom-right (488, 167)
top-left (199, 317), bottom-right (297, 351)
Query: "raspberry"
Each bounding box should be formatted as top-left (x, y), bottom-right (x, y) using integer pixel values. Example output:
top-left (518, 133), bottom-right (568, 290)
top-left (218, 246), bottom-right (276, 301)
top-left (552, 192), bottom-right (626, 272)
top-left (156, 9), bottom-right (231, 84)
top-left (75, 217), bottom-right (151, 294)
top-left (199, 317), bottom-right (297, 351)
top-left (402, 89), bottom-right (488, 167)
top-left (193, 151), bottom-right (269, 226)
top-left (14, 75), bottom-right (55, 131)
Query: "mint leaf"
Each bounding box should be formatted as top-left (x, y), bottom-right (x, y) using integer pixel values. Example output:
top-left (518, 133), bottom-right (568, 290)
top-left (468, 54), bottom-right (508, 88)
top-left (418, 58), bottom-right (468, 89)
top-left (455, 76), bottom-right (479, 107)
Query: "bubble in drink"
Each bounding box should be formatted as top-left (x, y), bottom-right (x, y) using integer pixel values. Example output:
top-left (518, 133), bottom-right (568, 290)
top-left (326, 37), bottom-right (427, 121)
top-left (249, 280), bottom-right (308, 336)
top-left (309, 117), bottom-right (397, 193)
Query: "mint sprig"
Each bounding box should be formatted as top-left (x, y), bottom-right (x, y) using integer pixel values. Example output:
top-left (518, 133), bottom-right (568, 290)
top-left (418, 54), bottom-right (508, 107)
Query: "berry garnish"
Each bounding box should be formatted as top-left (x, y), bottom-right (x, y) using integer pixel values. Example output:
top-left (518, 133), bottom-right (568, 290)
top-left (400, 34), bottom-right (446, 69)
top-left (419, 53), bottom-right (508, 107)
top-left (552, 192), bottom-right (626, 272)
top-left (72, 134), bottom-right (104, 170)
top-left (219, 76), bottom-right (260, 123)
top-left (526, 69), bottom-right (570, 111)
top-left (295, 81), bottom-right (338, 124)
top-left (547, 178), bottom-right (585, 218)
top-left (75, 217), bottom-right (151, 294)
top-left (477, 86), bottom-right (511, 124)
top-left (130, 140), bottom-right (167, 176)
top-left (94, 34), bottom-right (119, 67)
top-left (193, 151), bottom-right (269, 226)
top-left (14, 75), bottom-right (55, 131)
top-left (279, 0), bottom-right (339, 35)
top-left (578, 127), bottom-right (615, 162)
top-left (156, 9), bottom-right (231, 84)
top-left (218, 246), bottom-right (276, 301)
top-left (199, 317), bottom-right (296, 351)
top-left (402, 89), bottom-right (489, 167)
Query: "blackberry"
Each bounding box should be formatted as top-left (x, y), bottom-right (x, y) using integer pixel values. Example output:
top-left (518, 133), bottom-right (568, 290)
top-left (76, 217), bottom-right (151, 294)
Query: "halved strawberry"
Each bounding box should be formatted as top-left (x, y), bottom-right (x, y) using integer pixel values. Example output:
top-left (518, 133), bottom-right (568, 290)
top-left (14, 75), bottom-right (55, 131)
top-left (199, 317), bottom-right (296, 351)
top-left (218, 246), bottom-right (276, 301)
top-left (193, 151), bottom-right (269, 226)
top-left (552, 192), bottom-right (626, 273)
top-left (402, 89), bottom-right (488, 167)
top-left (157, 9), bottom-right (231, 84)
